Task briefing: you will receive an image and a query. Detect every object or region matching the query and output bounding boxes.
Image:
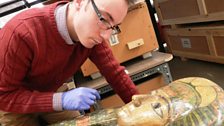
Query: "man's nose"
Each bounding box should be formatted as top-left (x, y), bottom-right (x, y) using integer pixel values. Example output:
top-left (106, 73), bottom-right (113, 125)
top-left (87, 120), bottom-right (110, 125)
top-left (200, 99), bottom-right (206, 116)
top-left (100, 29), bottom-right (113, 40)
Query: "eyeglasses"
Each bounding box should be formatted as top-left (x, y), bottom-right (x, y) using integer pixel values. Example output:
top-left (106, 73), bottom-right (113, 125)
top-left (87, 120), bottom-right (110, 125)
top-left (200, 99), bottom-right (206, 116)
top-left (90, 0), bottom-right (121, 35)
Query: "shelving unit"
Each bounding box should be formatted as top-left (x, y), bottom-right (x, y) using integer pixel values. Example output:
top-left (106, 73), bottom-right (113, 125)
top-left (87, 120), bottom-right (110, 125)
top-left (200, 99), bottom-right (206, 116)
top-left (0, 0), bottom-right (49, 17)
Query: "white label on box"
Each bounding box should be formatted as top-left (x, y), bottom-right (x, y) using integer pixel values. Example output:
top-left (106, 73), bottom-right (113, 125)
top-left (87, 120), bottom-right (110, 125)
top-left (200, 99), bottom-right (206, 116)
top-left (181, 38), bottom-right (191, 48)
top-left (109, 35), bottom-right (119, 46)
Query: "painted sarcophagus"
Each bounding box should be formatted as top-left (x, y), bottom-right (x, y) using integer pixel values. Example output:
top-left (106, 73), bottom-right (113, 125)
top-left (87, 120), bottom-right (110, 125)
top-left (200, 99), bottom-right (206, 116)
top-left (50, 77), bottom-right (224, 126)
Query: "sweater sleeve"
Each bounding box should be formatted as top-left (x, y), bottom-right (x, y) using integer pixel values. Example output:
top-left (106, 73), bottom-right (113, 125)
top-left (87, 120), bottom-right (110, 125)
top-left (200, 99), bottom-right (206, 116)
top-left (0, 23), bottom-right (54, 113)
top-left (89, 41), bottom-right (139, 103)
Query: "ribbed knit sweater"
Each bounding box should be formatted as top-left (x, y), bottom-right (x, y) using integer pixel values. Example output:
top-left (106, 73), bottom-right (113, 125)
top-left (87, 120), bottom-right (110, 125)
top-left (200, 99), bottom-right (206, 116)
top-left (0, 2), bottom-right (138, 113)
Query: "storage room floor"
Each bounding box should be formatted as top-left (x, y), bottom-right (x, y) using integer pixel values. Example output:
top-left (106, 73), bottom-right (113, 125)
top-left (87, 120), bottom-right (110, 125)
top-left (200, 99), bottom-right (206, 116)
top-left (168, 56), bottom-right (224, 89)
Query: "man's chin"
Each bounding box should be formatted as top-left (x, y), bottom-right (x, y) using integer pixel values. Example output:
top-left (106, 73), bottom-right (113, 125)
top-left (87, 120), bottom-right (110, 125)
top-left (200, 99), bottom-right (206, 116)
top-left (85, 43), bottom-right (95, 48)
top-left (80, 41), bottom-right (94, 49)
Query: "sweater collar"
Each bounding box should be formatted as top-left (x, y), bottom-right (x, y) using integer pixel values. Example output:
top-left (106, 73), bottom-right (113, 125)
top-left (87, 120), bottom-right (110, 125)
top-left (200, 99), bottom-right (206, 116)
top-left (55, 3), bottom-right (74, 45)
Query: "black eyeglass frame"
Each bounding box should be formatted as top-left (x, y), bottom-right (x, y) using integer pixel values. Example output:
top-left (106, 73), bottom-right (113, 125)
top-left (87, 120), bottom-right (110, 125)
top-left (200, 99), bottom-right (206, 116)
top-left (90, 0), bottom-right (121, 35)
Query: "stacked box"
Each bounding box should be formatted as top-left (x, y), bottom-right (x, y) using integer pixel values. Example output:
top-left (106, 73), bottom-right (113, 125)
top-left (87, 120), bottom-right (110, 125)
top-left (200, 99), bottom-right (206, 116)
top-left (154, 0), bottom-right (224, 25)
top-left (154, 0), bottom-right (224, 64)
top-left (164, 25), bottom-right (224, 64)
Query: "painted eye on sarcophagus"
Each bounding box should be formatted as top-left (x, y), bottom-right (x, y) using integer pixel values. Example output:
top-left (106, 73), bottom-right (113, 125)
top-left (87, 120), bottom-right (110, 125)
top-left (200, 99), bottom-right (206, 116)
top-left (152, 102), bottom-right (164, 118)
top-left (152, 102), bottom-right (161, 109)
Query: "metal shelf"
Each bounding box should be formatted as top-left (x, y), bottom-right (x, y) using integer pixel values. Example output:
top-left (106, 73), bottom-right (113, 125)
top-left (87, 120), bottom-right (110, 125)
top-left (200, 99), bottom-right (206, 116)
top-left (97, 62), bottom-right (172, 95)
top-left (0, 0), bottom-right (48, 17)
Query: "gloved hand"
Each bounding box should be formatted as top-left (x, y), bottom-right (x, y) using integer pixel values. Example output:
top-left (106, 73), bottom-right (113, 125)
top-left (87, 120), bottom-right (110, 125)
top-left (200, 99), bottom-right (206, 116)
top-left (62, 87), bottom-right (101, 110)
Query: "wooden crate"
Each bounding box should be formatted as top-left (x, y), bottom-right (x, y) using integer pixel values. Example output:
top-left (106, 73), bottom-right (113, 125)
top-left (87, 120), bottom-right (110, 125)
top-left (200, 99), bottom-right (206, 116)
top-left (81, 2), bottom-right (158, 76)
top-left (154, 0), bottom-right (224, 25)
top-left (164, 25), bottom-right (224, 64)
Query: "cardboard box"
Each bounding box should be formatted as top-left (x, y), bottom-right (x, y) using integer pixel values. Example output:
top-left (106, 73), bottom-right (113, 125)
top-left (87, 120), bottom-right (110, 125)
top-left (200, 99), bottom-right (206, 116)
top-left (154, 0), bottom-right (224, 25)
top-left (81, 2), bottom-right (158, 76)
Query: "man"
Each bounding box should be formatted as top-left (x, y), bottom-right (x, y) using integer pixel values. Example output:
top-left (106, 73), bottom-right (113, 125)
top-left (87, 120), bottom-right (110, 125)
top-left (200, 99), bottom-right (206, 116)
top-left (0, 0), bottom-right (138, 125)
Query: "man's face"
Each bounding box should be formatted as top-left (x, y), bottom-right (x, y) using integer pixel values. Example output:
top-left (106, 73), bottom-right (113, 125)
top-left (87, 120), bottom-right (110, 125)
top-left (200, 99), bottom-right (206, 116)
top-left (73, 0), bottom-right (128, 48)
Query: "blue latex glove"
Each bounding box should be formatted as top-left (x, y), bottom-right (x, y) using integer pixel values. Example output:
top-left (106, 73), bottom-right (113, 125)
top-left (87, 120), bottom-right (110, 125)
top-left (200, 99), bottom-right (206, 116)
top-left (62, 87), bottom-right (101, 110)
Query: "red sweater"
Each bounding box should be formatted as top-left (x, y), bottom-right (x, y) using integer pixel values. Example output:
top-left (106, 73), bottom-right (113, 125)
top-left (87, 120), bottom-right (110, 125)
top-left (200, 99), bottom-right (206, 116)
top-left (0, 2), bottom-right (138, 113)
